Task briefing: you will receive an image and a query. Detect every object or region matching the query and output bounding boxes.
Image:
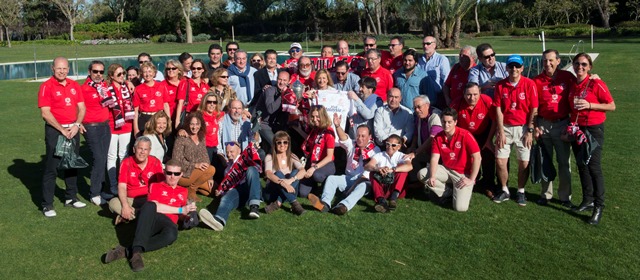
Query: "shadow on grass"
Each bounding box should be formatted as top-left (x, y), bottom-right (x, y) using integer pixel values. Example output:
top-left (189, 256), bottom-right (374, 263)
top-left (7, 156), bottom-right (70, 209)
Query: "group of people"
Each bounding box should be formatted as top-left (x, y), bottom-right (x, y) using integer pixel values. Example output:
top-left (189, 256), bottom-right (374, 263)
top-left (37, 36), bottom-right (615, 272)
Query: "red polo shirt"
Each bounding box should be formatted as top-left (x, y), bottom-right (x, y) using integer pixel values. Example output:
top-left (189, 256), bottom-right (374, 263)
top-left (533, 70), bottom-right (574, 121)
top-left (432, 127), bottom-right (480, 175)
top-left (203, 111), bottom-right (224, 147)
top-left (38, 77), bottom-right (84, 124)
top-left (177, 78), bottom-right (210, 112)
top-left (81, 79), bottom-right (110, 123)
top-left (380, 51), bottom-right (403, 74)
top-left (118, 156), bottom-right (164, 198)
top-left (148, 182), bottom-right (188, 224)
top-left (444, 63), bottom-right (475, 102)
top-left (361, 67), bottom-right (393, 102)
top-left (134, 82), bottom-right (167, 113)
top-left (161, 79), bottom-right (182, 117)
top-left (303, 127), bottom-right (335, 163)
top-left (107, 82), bottom-right (133, 134)
top-left (569, 76), bottom-right (614, 126)
top-left (493, 76), bottom-right (539, 126)
top-left (451, 94), bottom-right (494, 136)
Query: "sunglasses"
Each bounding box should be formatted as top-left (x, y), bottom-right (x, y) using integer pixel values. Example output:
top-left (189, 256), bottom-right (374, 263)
top-left (574, 62), bottom-right (589, 67)
top-left (191, 67), bottom-right (204, 71)
top-left (252, 59), bottom-right (262, 63)
top-left (166, 67), bottom-right (178, 71)
top-left (165, 171), bottom-right (183, 176)
top-left (219, 75), bottom-right (229, 79)
top-left (336, 71), bottom-right (347, 75)
top-left (483, 53), bottom-right (496, 59)
top-left (299, 63), bottom-right (312, 67)
top-left (227, 48), bottom-right (238, 52)
top-left (507, 64), bottom-right (522, 69)
top-left (276, 141), bottom-right (289, 145)
top-left (365, 44), bottom-right (376, 47)
top-left (290, 48), bottom-right (301, 53)
top-left (91, 70), bottom-right (104, 74)
top-left (115, 72), bottom-right (125, 77)
top-left (388, 43), bottom-right (400, 47)
top-left (386, 142), bottom-right (401, 148)
top-left (206, 100), bottom-right (218, 104)
top-left (311, 104), bottom-right (324, 109)
top-left (138, 61), bottom-right (149, 64)
top-left (423, 42), bottom-right (435, 46)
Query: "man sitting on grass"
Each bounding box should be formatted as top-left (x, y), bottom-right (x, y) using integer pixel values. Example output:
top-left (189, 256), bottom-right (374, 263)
top-left (102, 159), bottom-right (197, 272)
top-left (365, 134), bottom-right (413, 213)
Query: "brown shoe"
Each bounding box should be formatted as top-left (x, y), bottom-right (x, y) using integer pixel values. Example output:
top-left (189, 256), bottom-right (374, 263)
top-left (307, 193), bottom-right (327, 212)
top-left (188, 187), bottom-right (203, 202)
top-left (264, 201), bottom-right (280, 214)
top-left (291, 201), bottom-right (306, 216)
top-left (129, 252), bottom-right (144, 272)
top-left (331, 204), bottom-right (348, 215)
top-left (103, 245), bottom-right (127, 264)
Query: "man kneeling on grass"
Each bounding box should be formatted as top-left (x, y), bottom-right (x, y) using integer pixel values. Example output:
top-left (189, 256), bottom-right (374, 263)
top-left (198, 141), bottom-right (262, 231)
top-left (103, 159), bottom-right (197, 272)
top-left (419, 108), bottom-right (481, 212)
top-left (364, 134), bottom-right (412, 213)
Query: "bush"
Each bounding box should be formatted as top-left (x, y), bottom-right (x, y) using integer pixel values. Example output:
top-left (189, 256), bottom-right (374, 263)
top-left (193, 33), bottom-right (211, 42)
top-left (7, 39), bottom-right (78, 46)
top-left (75, 22), bottom-right (133, 38)
top-left (617, 21), bottom-right (640, 28)
top-left (79, 38), bottom-right (150, 45)
top-left (158, 34), bottom-right (178, 43)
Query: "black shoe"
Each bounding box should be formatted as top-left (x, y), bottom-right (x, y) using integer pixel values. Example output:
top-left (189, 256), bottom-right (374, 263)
top-left (248, 205), bottom-right (260, 219)
top-left (374, 199), bottom-right (388, 213)
top-left (573, 201), bottom-right (594, 212)
top-left (104, 245), bottom-right (127, 264)
top-left (536, 197), bottom-right (548, 206)
top-left (588, 206), bottom-right (604, 225)
top-left (559, 200), bottom-right (575, 209)
top-left (388, 200), bottom-right (397, 211)
top-left (129, 252), bottom-right (144, 272)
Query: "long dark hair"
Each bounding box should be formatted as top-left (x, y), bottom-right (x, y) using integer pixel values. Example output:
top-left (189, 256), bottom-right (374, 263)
top-left (182, 111), bottom-right (206, 141)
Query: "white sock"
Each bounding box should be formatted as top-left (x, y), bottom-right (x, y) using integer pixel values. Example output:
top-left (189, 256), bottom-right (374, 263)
top-left (517, 188), bottom-right (525, 194)
top-left (502, 186), bottom-right (509, 193)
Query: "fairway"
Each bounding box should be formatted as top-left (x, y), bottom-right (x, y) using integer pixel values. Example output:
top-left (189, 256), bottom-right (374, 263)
top-left (0, 37), bottom-right (639, 279)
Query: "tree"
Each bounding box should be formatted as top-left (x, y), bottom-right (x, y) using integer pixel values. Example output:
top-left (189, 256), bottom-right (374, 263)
top-left (628, 0), bottom-right (640, 21)
top-left (50, 0), bottom-right (87, 41)
top-left (591, 0), bottom-right (617, 28)
top-left (0, 0), bottom-right (23, 47)
top-left (411, 0), bottom-right (475, 48)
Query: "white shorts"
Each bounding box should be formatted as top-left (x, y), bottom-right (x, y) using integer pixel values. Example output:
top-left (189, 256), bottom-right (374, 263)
top-left (495, 125), bottom-right (530, 160)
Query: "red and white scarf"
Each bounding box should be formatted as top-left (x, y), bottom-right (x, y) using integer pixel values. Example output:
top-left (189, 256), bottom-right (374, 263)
top-left (107, 83), bottom-right (134, 128)
top-left (217, 144), bottom-right (262, 195)
top-left (86, 78), bottom-right (115, 108)
top-left (302, 128), bottom-right (328, 163)
top-left (352, 139), bottom-right (376, 169)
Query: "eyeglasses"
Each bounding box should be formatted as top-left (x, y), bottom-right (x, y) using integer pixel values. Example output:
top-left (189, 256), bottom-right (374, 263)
top-left (227, 48), bottom-right (237, 52)
top-left (573, 62), bottom-right (589, 67)
top-left (299, 63), bottom-right (312, 67)
top-left (166, 67), bottom-right (178, 71)
top-left (386, 142), bottom-right (401, 148)
top-left (290, 48), bottom-right (301, 53)
top-left (367, 57), bottom-right (379, 61)
top-left (91, 70), bottom-right (104, 74)
top-left (365, 44), bottom-right (376, 47)
top-left (507, 64), bottom-right (522, 69)
top-left (336, 71), bottom-right (347, 75)
top-left (206, 100), bottom-right (218, 104)
top-left (219, 75), bottom-right (229, 79)
top-left (423, 42), bottom-right (435, 46)
top-left (115, 72), bottom-right (124, 77)
top-left (413, 103), bottom-right (427, 110)
top-left (483, 53), bottom-right (496, 59)
top-left (388, 43), bottom-right (400, 47)
top-left (251, 59), bottom-right (262, 63)
top-left (276, 141), bottom-right (289, 145)
top-left (165, 171), bottom-right (183, 176)
top-left (138, 61), bottom-right (149, 64)
top-left (191, 67), bottom-right (204, 71)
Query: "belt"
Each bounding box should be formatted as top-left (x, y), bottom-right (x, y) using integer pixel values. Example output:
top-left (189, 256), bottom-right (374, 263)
top-left (83, 121), bottom-right (109, 127)
top-left (60, 123), bottom-right (77, 128)
top-left (140, 111), bottom-right (159, 115)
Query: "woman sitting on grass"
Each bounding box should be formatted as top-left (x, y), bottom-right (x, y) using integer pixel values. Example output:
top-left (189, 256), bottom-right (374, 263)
top-left (263, 131), bottom-right (307, 215)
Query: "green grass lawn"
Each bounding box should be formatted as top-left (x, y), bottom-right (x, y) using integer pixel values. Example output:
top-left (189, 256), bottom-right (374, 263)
top-left (0, 37), bottom-right (639, 278)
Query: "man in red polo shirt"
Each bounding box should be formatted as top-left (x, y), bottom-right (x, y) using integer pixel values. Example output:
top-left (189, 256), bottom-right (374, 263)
top-left (419, 108), bottom-right (481, 212)
top-left (443, 46), bottom-right (477, 106)
top-left (532, 49), bottom-right (575, 207)
top-left (361, 49), bottom-right (393, 102)
top-left (108, 136), bottom-right (164, 224)
top-left (492, 55), bottom-right (539, 206)
top-left (38, 57), bottom-right (87, 217)
top-left (102, 159), bottom-right (196, 272)
top-left (381, 36), bottom-right (404, 74)
top-left (450, 82), bottom-right (496, 196)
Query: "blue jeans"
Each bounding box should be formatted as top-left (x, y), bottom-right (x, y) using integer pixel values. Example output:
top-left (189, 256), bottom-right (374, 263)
top-left (215, 166), bottom-right (262, 225)
top-left (264, 170), bottom-right (300, 204)
top-left (322, 175), bottom-right (369, 210)
top-left (82, 122), bottom-right (111, 198)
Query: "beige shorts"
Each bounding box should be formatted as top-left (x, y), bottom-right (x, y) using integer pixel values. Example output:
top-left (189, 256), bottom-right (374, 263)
top-left (495, 125), bottom-right (530, 160)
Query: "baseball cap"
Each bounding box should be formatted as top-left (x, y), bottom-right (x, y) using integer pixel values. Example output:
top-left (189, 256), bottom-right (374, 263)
top-left (290, 42), bottom-right (302, 50)
top-left (506, 54), bottom-right (524, 66)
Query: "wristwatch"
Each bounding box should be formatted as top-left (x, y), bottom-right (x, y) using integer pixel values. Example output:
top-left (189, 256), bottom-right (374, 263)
top-left (527, 127), bottom-right (534, 133)
top-left (74, 123), bottom-right (82, 128)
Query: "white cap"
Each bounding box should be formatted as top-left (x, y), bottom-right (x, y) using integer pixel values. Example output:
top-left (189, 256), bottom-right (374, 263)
top-left (290, 42), bottom-right (302, 50)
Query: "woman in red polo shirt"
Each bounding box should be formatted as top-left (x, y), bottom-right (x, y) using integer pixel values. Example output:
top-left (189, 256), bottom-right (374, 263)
top-left (161, 59), bottom-right (184, 121)
top-left (299, 105), bottom-right (335, 199)
top-left (133, 62), bottom-right (170, 136)
top-left (175, 59), bottom-right (210, 128)
top-left (568, 53), bottom-right (616, 225)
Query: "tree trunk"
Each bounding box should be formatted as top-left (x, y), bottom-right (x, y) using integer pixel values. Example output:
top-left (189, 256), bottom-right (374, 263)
top-left (69, 22), bottom-right (74, 41)
top-left (0, 27), bottom-right (4, 43)
top-left (451, 16), bottom-right (462, 49)
top-left (356, 1), bottom-right (362, 33)
top-left (375, 1), bottom-right (382, 35)
top-left (5, 26), bottom-right (11, 48)
top-left (365, 6), bottom-right (377, 34)
top-left (475, 1), bottom-right (480, 33)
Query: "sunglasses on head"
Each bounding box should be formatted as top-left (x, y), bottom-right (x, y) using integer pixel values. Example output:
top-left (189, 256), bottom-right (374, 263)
top-left (165, 171), bottom-right (182, 176)
top-left (386, 142), bottom-right (401, 148)
top-left (276, 141), bottom-right (289, 145)
top-left (91, 70), bottom-right (104, 74)
top-left (166, 67), bottom-right (178, 71)
top-left (206, 100), bottom-right (218, 104)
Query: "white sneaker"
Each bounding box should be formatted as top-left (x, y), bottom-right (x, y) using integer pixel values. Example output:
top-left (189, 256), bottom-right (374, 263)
top-left (43, 207), bottom-right (57, 218)
top-left (91, 196), bottom-right (106, 206)
top-left (198, 209), bottom-right (224, 231)
top-left (65, 199), bottom-right (87, 208)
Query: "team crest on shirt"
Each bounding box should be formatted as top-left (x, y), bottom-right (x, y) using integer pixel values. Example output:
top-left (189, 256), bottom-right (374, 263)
top-left (449, 152), bottom-right (456, 160)
top-left (64, 97), bottom-right (71, 106)
top-left (519, 92), bottom-right (526, 100)
top-left (70, 88), bottom-right (76, 95)
top-left (191, 87), bottom-right (196, 91)
top-left (441, 144), bottom-right (447, 148)
top-left (455, 141), bottom-right (462, 149)
top-left (155, 91), bottom-right (162, 97)
top-left (552, 94), bottom-right (558, 102)
top-left (469, 121), bottom-right (476, 128)
top-left (169, 198), bottom-right (176, 204)
top-left (147, 172), bottom-right (154, 179)
top-left (478, 113), bottom-right (485, 119)
top-left (150, 100), bottom-right (156, 106)
top-left (375, 77), bottom-right (381, 82)
top-left (511, 102), bottom-right (517, 110)
top-left (198, 94), bottom-right (203, 99)
top-left (461, 113), bottom-right (467, 119)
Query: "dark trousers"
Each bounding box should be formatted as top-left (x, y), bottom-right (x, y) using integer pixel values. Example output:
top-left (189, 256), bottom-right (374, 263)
top-left (132, 202), bottom-right (178, 252)
top-left (137, 114), bottom-right (153, 137)
top-left (299, 161), bottom-right (336, 197)
top-left (572, 124), bottom-right (605, 207)
top-left (83, 123), bottom-right (111, 198)
top-left (474, 129), bottom-right (497, 190)
top-left (42, 125), bottom-right (80, 208)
